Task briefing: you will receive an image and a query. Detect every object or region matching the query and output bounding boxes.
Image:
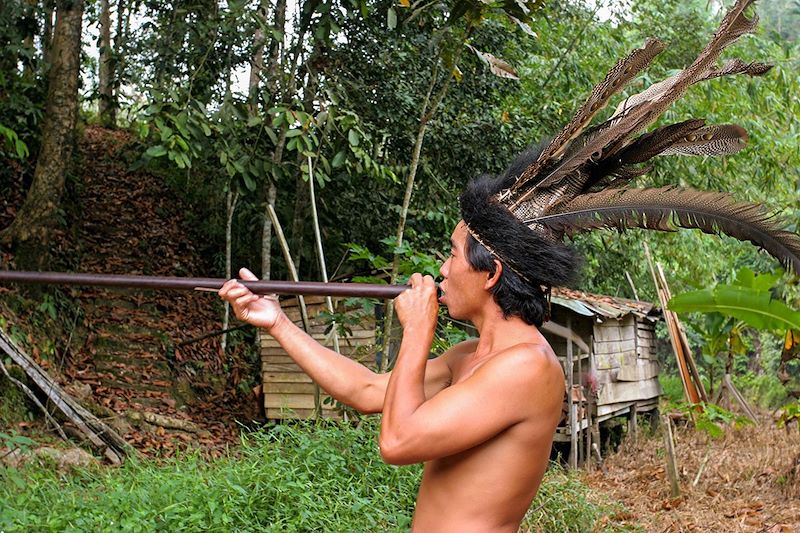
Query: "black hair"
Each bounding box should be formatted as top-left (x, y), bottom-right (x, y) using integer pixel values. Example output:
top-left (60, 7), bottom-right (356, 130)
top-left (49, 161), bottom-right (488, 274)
top-left (464, 232), bottom-right (551, 327)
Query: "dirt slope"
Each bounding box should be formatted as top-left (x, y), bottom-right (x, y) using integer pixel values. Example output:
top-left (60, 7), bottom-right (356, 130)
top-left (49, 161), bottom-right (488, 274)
top-left (61, 126), bottom-right (250, 455)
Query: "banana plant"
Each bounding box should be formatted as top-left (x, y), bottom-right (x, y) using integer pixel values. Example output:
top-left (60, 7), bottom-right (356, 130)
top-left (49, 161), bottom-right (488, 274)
top-left (668, 268), bottom-right (800, 333)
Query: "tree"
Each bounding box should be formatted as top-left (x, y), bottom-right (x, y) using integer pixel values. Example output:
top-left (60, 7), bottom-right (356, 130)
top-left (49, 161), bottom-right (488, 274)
top-left (1, 0), bottom-right (85, 269)
top-left (98, 0), bottom-right (114, 127)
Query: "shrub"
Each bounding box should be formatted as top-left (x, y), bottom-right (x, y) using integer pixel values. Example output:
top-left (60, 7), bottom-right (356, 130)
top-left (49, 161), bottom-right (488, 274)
top-left (0, 420), bottom-right (627, 532)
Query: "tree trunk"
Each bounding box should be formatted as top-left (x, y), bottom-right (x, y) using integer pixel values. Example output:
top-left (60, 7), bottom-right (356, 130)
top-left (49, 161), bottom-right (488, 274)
top-left (98, 0), bottom-right (114, 127)
top-left (747, 330), bottom-right (762, 374)
top-left (22, 0), bottom-right (37, 78)
top-left (1, 0), bottom-right (84, 269)
top-left (42, 3), bottom-right (55, 66)
top-left (261, 182), bottom-right (277, 279)
top-left (265, 0), bottom-right (286, 105)
top-left (380, 57), bottom-right (456, 371)
top-left (247, 0), bottom-right (270, 116)
top-left (259, 0), bottom-right (286, 281)
top-left (289, 171), bottom-right (308, 275)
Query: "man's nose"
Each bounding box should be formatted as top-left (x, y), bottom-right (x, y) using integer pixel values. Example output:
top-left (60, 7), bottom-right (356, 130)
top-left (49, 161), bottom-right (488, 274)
top-left (439, 258), bottom-right (449, 278)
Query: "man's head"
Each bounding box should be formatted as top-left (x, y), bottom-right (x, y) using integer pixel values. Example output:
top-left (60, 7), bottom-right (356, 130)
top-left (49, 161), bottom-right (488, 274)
top-left (463, 231), bottom-right (551, 327)
top-left (438, 221), bottom-right (553, 327)
top-left (458, 146), bottom-right (581, 309)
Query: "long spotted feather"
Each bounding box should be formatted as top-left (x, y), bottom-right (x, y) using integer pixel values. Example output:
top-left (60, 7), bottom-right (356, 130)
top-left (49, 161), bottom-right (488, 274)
top-left (506, 0), bottom-right (763, 213)
top-left (531, 186), bottom-right (800, 273)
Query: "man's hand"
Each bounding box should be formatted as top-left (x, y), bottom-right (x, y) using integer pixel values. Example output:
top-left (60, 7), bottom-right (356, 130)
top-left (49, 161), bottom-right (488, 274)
top-left (394, 273), bottom-right (438, 335)
top-left (218, 268), bottom-right (284, 331)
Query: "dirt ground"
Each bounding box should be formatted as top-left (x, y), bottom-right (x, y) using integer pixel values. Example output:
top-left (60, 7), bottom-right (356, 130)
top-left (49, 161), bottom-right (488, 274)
top-left (584, 415), bottom-right (800, 532)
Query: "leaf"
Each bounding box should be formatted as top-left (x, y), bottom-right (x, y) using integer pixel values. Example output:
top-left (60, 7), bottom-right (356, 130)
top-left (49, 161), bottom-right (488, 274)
top-left (145, 145), bottom-right (168, 158)
top-left (332, 151), bottom-right (346, 168)
top-left (668, 285), bottom-right (800, 332)
top-left (348, 129), bottom-right (360, 146)
top-left (508, 15), bottom-right (537, 37)
top-left (243, 174), bottom-right (256, 192)
top-left (285, 129), bottom-right (303, 138)
top-left (465, 45), bottom-right (519, 80)
top-left (387, 7), bottom-right (397, 30)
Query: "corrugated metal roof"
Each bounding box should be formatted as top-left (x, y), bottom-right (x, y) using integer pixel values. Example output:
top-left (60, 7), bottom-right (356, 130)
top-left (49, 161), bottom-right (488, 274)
top-left (552, 287), bottom-right (661, 321)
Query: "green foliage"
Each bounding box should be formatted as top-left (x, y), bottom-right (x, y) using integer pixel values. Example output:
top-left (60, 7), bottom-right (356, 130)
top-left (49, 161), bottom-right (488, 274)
top-left (0, 430), bottom-right (35, 455)
top-left (659, 373), bottom-right (686, 405)
top-left (777, 399), bottom-right (800, 432)
top-left (733, 372), bottom-right (788, 409)
top-left (677, 402), bottom-right (753, 439)
top-left (0, 366), bottom-right (32, 427)
top-left (669, 284), bottom-right (800, 333)
top-left (0, 421), bottom-right (624, 531)
top-left (0, 124), bottom-right (29, 160)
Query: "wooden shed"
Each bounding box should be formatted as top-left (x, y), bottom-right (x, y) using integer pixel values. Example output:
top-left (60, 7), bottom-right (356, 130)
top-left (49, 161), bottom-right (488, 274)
top-left (261, 289), bottom-right (662, 458)
top-left (544, 287), bottom-right (662, 466)
top-left (260, 296), bottom-right (376, 419)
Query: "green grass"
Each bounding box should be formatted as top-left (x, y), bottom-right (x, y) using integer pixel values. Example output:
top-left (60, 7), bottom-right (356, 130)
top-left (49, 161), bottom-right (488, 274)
top-left (0, 420), bottom-right (628, 532)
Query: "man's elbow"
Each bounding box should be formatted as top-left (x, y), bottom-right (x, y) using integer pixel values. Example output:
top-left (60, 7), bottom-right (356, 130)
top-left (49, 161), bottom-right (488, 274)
top-left (378, 434), bottom-right (418, 466)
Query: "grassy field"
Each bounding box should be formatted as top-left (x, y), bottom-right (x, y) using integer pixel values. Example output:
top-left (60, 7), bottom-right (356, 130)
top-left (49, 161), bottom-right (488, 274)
top-left (1, 420), bottom-right (628, 532)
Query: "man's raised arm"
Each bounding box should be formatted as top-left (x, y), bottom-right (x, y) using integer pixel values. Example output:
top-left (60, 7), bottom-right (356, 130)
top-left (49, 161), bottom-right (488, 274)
top-left (219, 268), bottom-right (451, 414)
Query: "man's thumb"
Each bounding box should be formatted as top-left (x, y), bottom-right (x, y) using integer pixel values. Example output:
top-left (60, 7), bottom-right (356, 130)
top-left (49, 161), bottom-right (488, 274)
top-left (239, 267), bottom-right (259, 281)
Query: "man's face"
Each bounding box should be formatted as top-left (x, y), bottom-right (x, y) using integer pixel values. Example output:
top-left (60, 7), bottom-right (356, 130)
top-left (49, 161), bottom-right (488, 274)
top-left (438, 222), bottom-right (489, 320)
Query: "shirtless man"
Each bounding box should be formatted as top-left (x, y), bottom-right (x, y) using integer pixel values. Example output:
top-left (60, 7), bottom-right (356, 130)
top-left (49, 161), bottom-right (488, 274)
top-left (219, 221), bottom-right (565, 532)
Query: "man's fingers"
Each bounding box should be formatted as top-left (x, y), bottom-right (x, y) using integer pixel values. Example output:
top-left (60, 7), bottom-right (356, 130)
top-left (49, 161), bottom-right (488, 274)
top-left (409, 273), bottom-right (423, 288)
top-left (235, 294), bottom-right (258, 308)
top-left (225, 285), bottom-right (252, 300)
top-left (219, 279), bottom-right (239, 296)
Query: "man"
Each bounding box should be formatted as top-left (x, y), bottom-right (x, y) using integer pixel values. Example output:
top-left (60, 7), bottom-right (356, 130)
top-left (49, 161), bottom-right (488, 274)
top-left (219, 217), bottom-right (570, 532)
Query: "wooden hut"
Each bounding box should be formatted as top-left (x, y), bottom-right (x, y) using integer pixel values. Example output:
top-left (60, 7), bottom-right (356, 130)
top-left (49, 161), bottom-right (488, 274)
top-left (261, 289), bottom-right (662, 456)
top-left (544, 287), bottom-right (662, 466)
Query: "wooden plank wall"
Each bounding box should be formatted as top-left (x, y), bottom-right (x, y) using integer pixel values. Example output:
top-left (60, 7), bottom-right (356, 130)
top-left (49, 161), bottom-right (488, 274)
top-left (594, 315), bottom-right (661, 409)
top-left (261, 296), bottom-right (377, 420)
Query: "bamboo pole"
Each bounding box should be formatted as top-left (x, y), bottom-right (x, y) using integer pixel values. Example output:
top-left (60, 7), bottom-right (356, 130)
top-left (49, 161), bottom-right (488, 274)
top-left (267, 204), bottom-right (320, 418)
top-left (308, 155), bottom-right (340, 356)
top-left (0, 270), bottom-right (410, 299)
top-left (656, 263), bottom-right (708, 402)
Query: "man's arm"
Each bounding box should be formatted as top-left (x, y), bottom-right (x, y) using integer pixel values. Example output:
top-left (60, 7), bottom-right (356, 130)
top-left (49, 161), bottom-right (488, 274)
top-left (379, 274), bottom-right (564, 465)
top-left (219, 268), bottom-right (454, 414)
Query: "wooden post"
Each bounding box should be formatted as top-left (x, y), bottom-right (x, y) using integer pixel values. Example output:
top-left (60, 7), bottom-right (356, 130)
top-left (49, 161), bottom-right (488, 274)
top-left (628, 404), bottom-right (638, 441)
top-left (567, 317), bottom-right (578, 470)
top-left (661, 414), bottom-right (681, 498)
top-left (657, 263), bottom-right (708, 402)
top-left (625, 270), bottom-right (639, 301)
top-left (585, 381), bottom-right (593, 468)
top-left (643, 243), bottom-right (701, 405)
top-left (723, 374), bottom-right (759, 422)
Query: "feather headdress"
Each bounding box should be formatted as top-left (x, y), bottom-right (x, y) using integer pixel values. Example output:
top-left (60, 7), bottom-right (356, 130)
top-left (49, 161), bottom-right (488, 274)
top-left (461, 0), bottom-right (799, 289)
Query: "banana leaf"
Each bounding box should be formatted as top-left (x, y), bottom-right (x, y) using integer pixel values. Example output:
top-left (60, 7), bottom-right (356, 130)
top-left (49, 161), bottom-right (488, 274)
top-left (668, 285), bottom-right (800, 332)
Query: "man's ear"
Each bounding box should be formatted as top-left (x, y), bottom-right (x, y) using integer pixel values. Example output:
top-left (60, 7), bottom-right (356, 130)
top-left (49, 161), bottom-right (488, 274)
top-left (484, 260), bottom-right (503, 290)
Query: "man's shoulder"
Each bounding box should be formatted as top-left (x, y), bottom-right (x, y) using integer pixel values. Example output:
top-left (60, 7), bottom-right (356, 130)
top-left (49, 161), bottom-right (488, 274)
top-left (484, 342), bottom-right (563, 382)
top-left (440, 338), bottom-right (479, 359)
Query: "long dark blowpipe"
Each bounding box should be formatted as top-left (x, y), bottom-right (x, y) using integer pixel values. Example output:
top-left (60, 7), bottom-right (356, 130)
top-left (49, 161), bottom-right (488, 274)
top-left (0, 271), bottom-right (409, 299)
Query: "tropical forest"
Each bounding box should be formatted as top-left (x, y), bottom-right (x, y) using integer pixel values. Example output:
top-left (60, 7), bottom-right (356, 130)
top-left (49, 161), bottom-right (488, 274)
top-left (0, 0), bottom-right (799, 530)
